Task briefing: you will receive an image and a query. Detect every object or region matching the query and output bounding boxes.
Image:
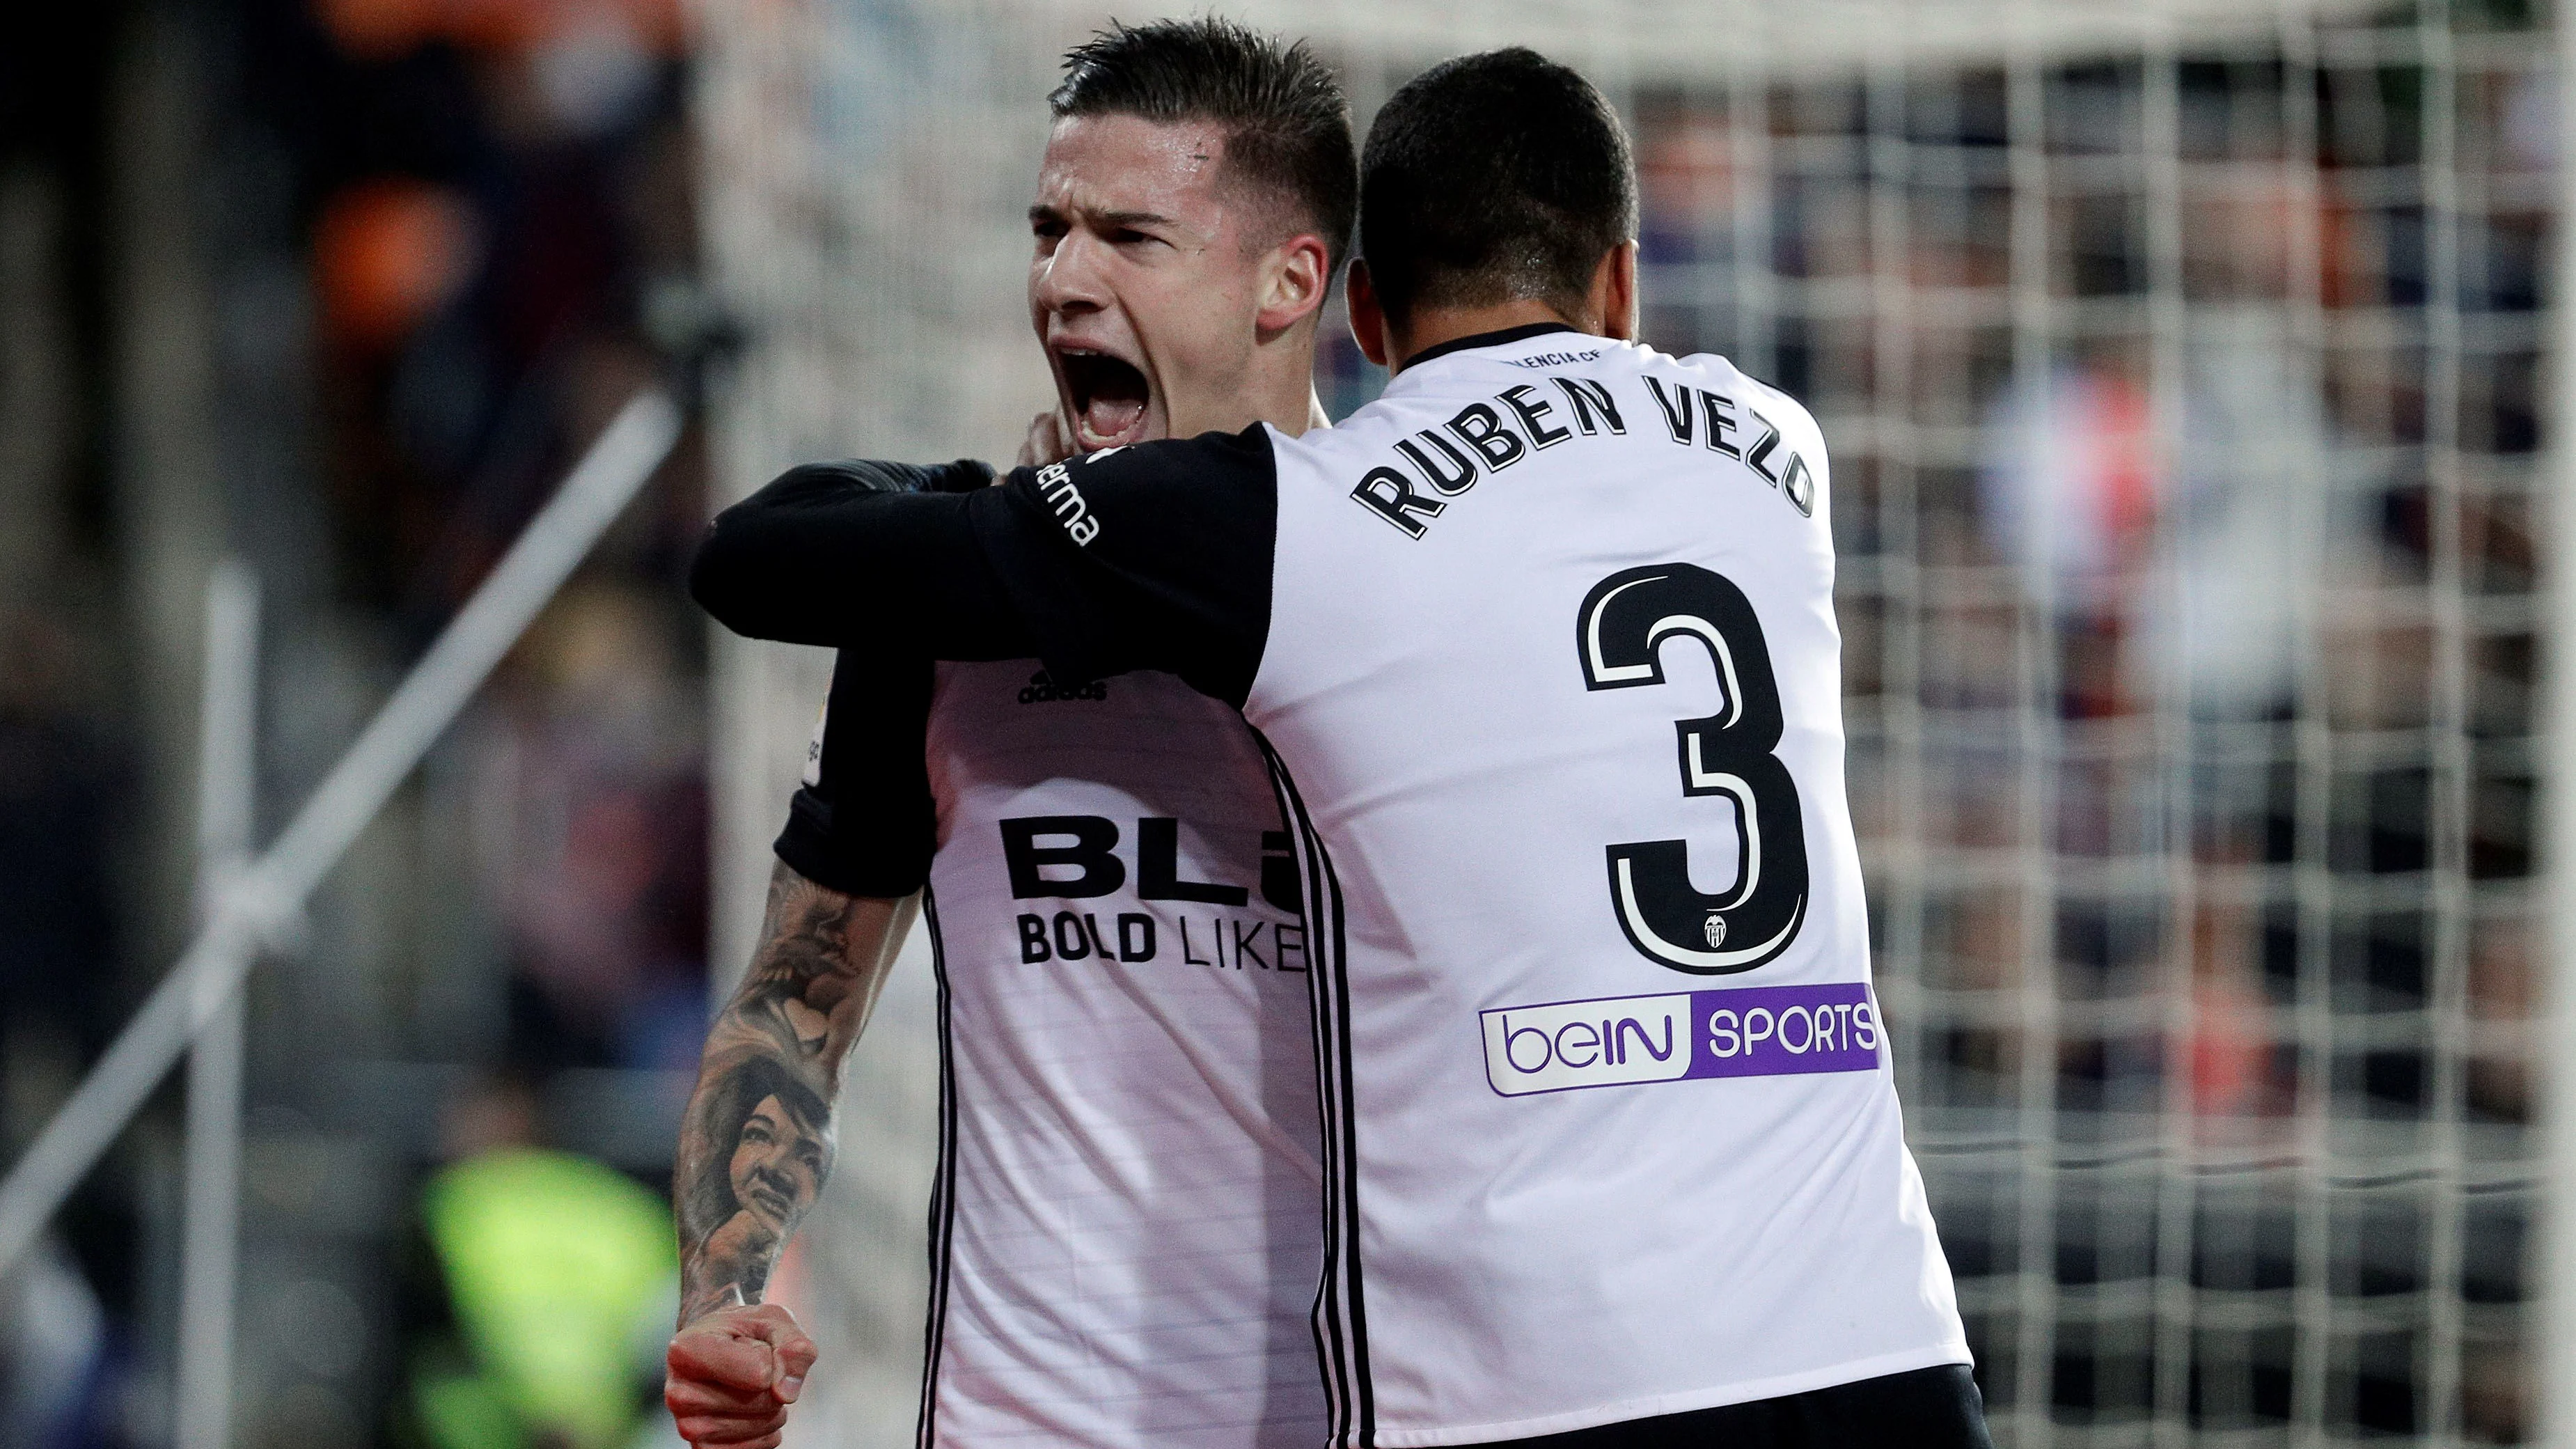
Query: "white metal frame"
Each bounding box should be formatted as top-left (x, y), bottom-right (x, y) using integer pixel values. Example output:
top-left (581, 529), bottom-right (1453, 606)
top-left (175, 559), bottom-right (256, 1449)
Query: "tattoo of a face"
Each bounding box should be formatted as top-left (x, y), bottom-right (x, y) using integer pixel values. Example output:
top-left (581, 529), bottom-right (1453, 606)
top-left (680, 1056), bottom-right (834, 1308)
top-left (676, 861), bottom-right (888, 1322)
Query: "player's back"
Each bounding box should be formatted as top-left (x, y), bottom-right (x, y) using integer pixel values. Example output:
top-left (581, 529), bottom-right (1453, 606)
top-left (1247, 327), bottom-right (1968, 1443)
top-left (910, 661), bottom-right (1328, 1449)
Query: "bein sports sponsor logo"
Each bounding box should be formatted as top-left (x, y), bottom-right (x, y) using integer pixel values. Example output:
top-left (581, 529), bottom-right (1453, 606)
top-left (1479, 981), bottom-right (1881, 1098)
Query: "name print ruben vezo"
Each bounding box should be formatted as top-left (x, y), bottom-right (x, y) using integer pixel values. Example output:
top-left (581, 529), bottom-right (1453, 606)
top-left (1349, 370), bottom-right (1814, 538)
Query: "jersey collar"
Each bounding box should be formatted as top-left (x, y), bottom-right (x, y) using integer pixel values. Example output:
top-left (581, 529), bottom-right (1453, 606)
top-left (1391, 321), bottom-right (1582, 376)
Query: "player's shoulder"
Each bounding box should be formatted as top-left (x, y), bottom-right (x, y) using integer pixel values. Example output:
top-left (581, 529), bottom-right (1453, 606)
top-left (1633, 342), bottom-right (1830, 460)
top-left (1640, 341), bottom-right (1819, 420)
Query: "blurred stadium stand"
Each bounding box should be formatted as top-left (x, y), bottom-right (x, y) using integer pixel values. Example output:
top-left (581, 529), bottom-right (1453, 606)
top-left (2, 0), bottom-right (707, 1442)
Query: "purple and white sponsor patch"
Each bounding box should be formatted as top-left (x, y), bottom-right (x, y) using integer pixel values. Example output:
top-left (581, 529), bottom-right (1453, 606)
top-left (1479, 982), bottom-right (1880, 1097)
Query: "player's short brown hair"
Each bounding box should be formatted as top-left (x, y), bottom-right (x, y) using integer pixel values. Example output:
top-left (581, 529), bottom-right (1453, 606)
top-left (1051, 18), bottom-right (1358, 276)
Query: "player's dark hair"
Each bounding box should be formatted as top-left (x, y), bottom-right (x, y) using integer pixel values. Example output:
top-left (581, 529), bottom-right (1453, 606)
top-left (1358, 48), bottom-right (1638, 323)
top-left (1051, 18), bottom-right (1358, 274)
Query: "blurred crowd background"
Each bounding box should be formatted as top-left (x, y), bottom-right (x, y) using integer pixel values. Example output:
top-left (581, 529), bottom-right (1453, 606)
top-left (3, 0), bottom-right (712, 1443)
top-left (0, 0), bottom-right (2562, 1445)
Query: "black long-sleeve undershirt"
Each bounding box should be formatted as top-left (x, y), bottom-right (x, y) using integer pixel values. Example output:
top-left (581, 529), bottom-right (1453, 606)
top-left (688, 457), bottom-right (1040, 659)
top-left (773, 645), bottom-right (936, 898)
top-left (691, 427), bottom-right (1278, 708)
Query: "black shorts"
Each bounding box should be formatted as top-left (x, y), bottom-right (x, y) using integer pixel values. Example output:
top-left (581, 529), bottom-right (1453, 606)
top-left (1473, 1364), bottom-right (1992, 1449)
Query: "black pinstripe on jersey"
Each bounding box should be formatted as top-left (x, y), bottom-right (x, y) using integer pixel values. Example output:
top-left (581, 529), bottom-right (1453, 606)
top-left (912, 886), bottom-right (961, 1449)
top-left (1255, 730), bottom-right (1374, 1448)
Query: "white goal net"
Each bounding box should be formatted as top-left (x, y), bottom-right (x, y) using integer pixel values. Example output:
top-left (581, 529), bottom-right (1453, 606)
top-left (688, 2), bottom-right (2576, 1443)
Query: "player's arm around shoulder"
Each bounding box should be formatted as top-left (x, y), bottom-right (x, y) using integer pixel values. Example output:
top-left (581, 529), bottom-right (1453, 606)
top-left (664, 861), bottom-right (918, 1448)
top-left (971, 424), bottom-right (1281, 700)
top-left (989, 422), bottom-right (1277, 547)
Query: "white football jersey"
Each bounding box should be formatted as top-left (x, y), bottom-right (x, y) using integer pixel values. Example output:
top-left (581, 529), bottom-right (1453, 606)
top-left (1245, 331), bottom-right (1969, 1444)
top-left (908, 662), bottom-right (1328, 1449)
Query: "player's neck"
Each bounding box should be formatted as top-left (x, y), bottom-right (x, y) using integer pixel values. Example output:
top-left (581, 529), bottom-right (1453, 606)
top-left (1370, 242), bottom-right (1641, 374)
top-left (1248, 324), bottom-right (1329, 437)
top-left (1282, 387), bottom-right (1330, 438)
top-left (1387, 299), bottom-right (1589, 373)
top-left (1246, 318), bottom-right (1329, 438)
top-left (1232, 368), bottom-right (1330, 439)
top-left (1167, 354), bottom-right (1328, 441)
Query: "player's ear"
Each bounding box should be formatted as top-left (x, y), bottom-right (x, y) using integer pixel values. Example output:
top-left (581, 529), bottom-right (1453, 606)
top-left (1256, 232), bottom-right (1332, 336)
top-left (1346, 259), bottom-right (1393, 369)
top-left (1589, 241), bottom-right (1640, 343)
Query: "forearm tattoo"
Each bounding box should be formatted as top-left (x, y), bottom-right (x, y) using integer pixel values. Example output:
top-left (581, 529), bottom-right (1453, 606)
top-left (675, 861), bottom-right (893, 1323)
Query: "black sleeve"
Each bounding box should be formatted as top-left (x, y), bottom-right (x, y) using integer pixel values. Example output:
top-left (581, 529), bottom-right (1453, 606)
top-left (970, 427), bottom-right (1277, 705)
top-left (689, 457), bottom-right (1037, 656)
top-left (694, 460), bottom-right (961, 898)
top-left (771, 648), bottom-right (936, 898)
top-left (691, 427), bottom-right (1280, 706)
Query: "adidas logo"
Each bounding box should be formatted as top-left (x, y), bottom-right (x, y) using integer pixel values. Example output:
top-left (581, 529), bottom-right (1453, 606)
top-left (1017, 670), bottom-right (1108, 705)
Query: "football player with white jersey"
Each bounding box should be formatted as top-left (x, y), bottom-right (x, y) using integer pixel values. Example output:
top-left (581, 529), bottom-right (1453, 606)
top-left (693, 49), bottom-right (1988, 1449)
top-left (661, 22), bottom-right (1353, 1449)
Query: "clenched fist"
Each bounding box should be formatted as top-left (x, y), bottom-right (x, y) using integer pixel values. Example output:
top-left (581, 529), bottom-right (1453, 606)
top-left (666, 1302), bottom-right (818, 1448)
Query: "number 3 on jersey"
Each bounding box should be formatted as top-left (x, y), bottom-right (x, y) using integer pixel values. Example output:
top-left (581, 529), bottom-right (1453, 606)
top-left (1577, 564), bottom-right (1808, 973)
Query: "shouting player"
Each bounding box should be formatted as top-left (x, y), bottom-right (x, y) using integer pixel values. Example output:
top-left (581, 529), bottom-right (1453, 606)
top-left (693, 48), bottom-right (1987, 1449)
top-left (662, 20), bottom-right (1353, 1449)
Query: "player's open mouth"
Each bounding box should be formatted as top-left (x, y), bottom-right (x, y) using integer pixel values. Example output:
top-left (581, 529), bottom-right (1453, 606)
top-left (1058, 347), bottom-right (1152, 451)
